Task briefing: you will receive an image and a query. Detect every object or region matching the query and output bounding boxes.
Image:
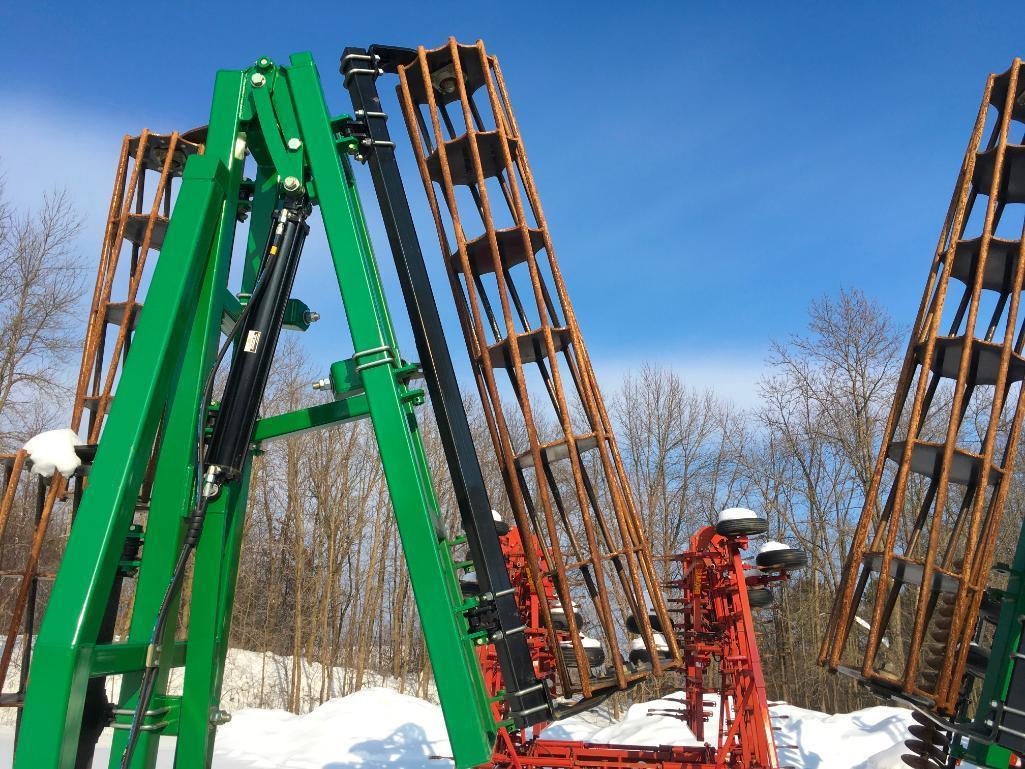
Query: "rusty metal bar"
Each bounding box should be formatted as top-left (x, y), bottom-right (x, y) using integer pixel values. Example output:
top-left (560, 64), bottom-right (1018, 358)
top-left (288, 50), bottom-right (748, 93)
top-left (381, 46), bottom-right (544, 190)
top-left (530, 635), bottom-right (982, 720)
top-left (395, 38), bottom-right (681, 700)
top-left (0, 130), bottom-right (203, 709)
top-left (820, 58), bottom-right (1025, 715)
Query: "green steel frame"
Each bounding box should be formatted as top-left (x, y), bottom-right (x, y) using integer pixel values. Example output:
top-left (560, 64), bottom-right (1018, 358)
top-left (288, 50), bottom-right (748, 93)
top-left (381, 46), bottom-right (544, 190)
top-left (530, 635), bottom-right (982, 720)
top-left (958, 547), bottom-right (1023, 768)
top-left (15, 53), bottom-right (502, 769)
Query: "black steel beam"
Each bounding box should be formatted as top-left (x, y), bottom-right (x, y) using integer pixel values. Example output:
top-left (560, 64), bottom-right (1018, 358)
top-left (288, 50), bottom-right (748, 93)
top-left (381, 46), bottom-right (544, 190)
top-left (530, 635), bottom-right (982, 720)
top-left (340, 45), bottom-right (552, 729)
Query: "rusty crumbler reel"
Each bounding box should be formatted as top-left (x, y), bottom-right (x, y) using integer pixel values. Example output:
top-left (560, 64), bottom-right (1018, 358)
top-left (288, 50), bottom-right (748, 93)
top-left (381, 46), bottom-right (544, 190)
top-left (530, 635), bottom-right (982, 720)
top-left (337, 38), bottom-right (807, 769)
top-left (819, 58), bottom-right (1025, 769)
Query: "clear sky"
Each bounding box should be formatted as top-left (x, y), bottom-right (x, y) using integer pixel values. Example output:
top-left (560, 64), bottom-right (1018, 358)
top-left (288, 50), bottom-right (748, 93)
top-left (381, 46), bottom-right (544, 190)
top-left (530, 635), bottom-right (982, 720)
top-left (2, 2), bottom-right (1024, 404)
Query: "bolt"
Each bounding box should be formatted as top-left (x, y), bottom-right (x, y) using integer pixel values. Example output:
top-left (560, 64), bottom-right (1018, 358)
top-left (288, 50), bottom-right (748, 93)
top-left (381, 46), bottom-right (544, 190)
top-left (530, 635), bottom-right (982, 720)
top-left (257, 57), bottom-right (271, 69)
top-left (287, 137), bottom-right (303, 151)
top-left (250, 72), bottom-right (266, 88)
top-left (210, 709), bottom-right (232, 726)
top-left (304, 310), bottom-right (321, 324)
top-left (312, 378), bottom-right (331, 391)
top-left (282, 176), bottom-right (302, 193)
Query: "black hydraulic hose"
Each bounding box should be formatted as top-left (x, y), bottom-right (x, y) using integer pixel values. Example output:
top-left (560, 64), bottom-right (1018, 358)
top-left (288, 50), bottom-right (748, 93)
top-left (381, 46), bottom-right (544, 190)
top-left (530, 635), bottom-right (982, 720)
top-left (120, 201), bottom-right (309, 768)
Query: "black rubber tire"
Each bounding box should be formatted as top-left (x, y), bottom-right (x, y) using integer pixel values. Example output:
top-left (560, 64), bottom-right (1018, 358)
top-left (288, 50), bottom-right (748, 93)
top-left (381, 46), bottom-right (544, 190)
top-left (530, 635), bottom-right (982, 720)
top-left (747, 587), bottom-right (774, 608)
top-left (715, 517), bottom-right (769, 538)
top-left (980, 593), bottom-right (1002, 624)
top-left (551, 610), bottom-right (584, 632)
top-left (966, 644), bottom-right (990, 678)
top-left (494, 519), bottom-right (511, 536)
top-left (755, 547), bottom-right (808, 571)
top-left (627, 648), bottom-right (670, 665)
top-left (627, 651), bottom-right (651, 668)
top-left (626, 612), bottom-right (672, 635)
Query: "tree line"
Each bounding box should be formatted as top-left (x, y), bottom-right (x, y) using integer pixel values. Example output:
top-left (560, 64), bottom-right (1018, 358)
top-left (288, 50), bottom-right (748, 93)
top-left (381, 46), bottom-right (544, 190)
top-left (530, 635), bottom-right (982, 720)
top-left (7, 182), bottom-right (1015, 718)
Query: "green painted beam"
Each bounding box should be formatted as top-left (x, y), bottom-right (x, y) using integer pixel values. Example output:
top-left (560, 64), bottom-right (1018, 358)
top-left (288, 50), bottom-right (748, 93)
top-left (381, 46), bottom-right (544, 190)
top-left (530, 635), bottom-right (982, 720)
top-left (14, 152), bottom-right (229, 769)
top-left (17, 53), bottom-right (501, 769)
top-left (252, 394), bottom-right (371, 443)
top-left (286, 52), bottom-right (498, 769)
top-left (90, 642), bottom-right (188, 678)
top-left (107, 68), bottom-right (250, 769)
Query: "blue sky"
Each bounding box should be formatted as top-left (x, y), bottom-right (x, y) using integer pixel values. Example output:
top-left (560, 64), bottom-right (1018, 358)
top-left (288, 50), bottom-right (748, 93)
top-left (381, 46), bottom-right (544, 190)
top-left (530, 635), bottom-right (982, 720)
top-left (3, 2), bottom-right (1024, 404)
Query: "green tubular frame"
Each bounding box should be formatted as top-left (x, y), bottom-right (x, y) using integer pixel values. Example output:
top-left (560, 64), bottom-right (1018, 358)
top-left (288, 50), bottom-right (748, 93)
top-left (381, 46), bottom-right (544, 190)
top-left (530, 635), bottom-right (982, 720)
top-left (957, 533), bottom-right (1025, 769)
top-left (16, 53), bottom-right (499, 769)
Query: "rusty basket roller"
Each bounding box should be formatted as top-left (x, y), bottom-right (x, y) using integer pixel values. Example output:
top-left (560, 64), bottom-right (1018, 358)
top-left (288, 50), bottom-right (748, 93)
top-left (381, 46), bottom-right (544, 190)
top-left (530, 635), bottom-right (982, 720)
top-left (820, 59), bottom-right (1025, 714)
top-left (0, 129), bottom-right (202, 713)
top-left (394, 38), bottom-right (681, 700)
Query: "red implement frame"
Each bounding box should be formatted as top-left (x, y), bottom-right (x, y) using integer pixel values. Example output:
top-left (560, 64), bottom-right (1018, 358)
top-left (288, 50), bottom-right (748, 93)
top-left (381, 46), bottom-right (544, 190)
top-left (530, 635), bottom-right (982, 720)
top-left (480, 526), bottom-right (781, 769)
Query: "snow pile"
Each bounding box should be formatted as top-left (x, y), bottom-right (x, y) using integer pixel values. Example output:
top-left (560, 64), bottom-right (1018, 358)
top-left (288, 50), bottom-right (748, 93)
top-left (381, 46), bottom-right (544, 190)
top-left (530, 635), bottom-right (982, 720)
top-left (0, 652), bottom-right (921, 769)
top-left (214, 688), bottom-right (453, 768)
top-left (543, 693), bottom-right (710, 746)
top-left (541, 694), bottom-right (916, 769)
top-left (541, 692), bottom-right (916, 769)
top-left (717, 506), bottom-right (761, 523)
top-left (23, 428), bottom-right (82, 478)
top-left (0, 642), bottom-right (438, 727)
top-left (772, 703), bottom-right (915, 769)
top-left (628, 633), bottom-right (669, 652)
top-left (0, 687), bottom-right (454, 768)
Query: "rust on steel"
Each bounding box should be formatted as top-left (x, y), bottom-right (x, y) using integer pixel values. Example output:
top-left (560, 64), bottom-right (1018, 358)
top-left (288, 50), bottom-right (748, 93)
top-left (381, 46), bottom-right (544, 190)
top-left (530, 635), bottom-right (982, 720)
top-left (395, 38), bottom-right (682, 698)
top-left (0, 129), bottom-right (203, 707)
top-left (819, 59), bottom-right (1025, 714)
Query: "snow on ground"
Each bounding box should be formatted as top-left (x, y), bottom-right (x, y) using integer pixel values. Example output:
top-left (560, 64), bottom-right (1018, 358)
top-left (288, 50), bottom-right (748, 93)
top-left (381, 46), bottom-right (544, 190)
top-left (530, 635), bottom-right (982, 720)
top-left (0, 688), bottom-right (452, 769)
top-left (771, 703), bottom-right (915, 769)
top-left (543, 694), bottom-right (915, 769)
top-left (0, 689), bottom-right (919, 768)
top-left (0, 643), bottom-right (918, 768)
top-left (0, 641), bottom-right (437, 727)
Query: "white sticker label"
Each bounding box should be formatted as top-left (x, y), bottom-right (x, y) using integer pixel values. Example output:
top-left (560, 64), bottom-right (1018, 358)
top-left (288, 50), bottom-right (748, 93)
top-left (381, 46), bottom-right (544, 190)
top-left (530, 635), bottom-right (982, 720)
top-left (243, 330), bottom-right (262, 353)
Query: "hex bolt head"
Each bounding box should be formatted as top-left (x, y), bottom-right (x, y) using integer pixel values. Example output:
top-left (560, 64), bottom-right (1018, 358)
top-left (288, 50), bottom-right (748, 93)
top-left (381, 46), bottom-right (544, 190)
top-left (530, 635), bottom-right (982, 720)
top-left (312, 378), bottom-right (331, 391)
top-left (304, 310), bottom-right (321, 324)
top-left (250, 72), bottom-right (266, 88)
top-left (282, 176), bottom-right (302, 193)
top-left (210, 709), bottom-right (232, 725)
top-left (286, 137), bottom-right (303, 151)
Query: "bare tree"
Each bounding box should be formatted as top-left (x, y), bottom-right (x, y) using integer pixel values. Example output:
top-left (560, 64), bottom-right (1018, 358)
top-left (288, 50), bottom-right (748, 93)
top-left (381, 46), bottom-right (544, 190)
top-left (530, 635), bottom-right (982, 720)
top-left (612, 363), bottom-right (749, 570)
top-left (0, 180), bottom-right (83, 449)
top-left (746, 288), bottom-right (902, 711)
